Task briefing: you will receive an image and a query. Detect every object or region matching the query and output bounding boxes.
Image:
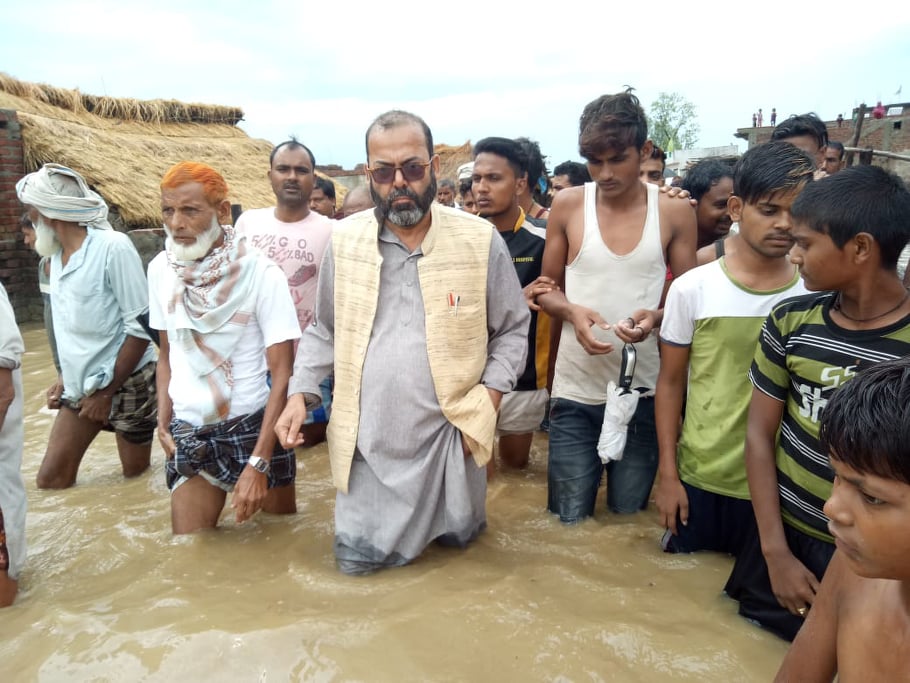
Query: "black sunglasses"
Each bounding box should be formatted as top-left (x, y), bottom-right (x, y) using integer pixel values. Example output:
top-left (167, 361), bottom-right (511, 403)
top-left (367, 161), bottom-right (432, 185)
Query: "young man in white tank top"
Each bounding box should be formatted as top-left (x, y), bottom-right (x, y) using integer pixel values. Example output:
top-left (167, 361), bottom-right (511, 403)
top-left (536, 90), bottom-right (697, 523)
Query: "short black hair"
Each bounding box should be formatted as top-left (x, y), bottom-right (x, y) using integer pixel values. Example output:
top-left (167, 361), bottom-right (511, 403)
top-left (682, 159), bottom-right (735, 202)
top-left (458, 178), bottom-right (473, 197)
top-left (578, 89), bottom-right (648, 159)
top-left (827, 140), bottom-right (845, 160)
top-left (649, 145), bottom-right (667, 165)
top-left (732, 141), bottom-right (814, 205)
top-left (770, 113), bottom-right (829, 150)
top-left (270, 136), bottom-right (316, 168)
top-left (552, 161), bottom-right (591, 186)
top-left (473, 137), bottom-right (529, 181)
top-left (365, 110), bottom-right (434, 161)
top-left (438, 178), bottom-right (456, 192)
top-left (313, 176), bottom-right (335, 201)
top-left (820, 356), bottom-right (910, 485)
top-left (790, 165), bottom-right (910, 269)
top-left (513, 137), bottom-right (546, 189)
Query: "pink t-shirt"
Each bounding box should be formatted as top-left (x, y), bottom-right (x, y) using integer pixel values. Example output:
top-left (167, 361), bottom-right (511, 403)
top-left (235, 208), bottom-right (333, 331)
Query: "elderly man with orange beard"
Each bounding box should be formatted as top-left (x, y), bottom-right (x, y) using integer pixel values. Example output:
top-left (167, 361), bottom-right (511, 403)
top-left (149, 162), bottom-right (301, 533)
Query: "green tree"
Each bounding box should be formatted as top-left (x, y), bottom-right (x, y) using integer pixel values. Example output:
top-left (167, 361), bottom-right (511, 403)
top-left (648, 92), bottom-right (700, 153)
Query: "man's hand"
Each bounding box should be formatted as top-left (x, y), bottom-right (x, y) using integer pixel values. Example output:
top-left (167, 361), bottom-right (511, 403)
top-left (79, 390), bottom-right (113, 424)
top-left (656, 476), bottom-right (689, 536)
top-left (157, 424), bottom-right (176, 459)
top-left (614, 309), bottom-right (658, 344)
top-left (765, 548), bottom-right (821, 616)
top-left (46, 376), bottom-right (64, 410)
top-left (274, 393), bottom-right (308, 448)
top-left (659, 185), bottom-right (698, 207)
top-left (231, 464), bottom-right (268, 523)
top-left (523, 276), bottom-right (559, 311)
top-left (568, 305), bottom-right (613, 355)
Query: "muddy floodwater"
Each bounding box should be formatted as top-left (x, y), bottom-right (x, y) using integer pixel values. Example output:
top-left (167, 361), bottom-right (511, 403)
top-left (0, 326), bottom-right (787, 681)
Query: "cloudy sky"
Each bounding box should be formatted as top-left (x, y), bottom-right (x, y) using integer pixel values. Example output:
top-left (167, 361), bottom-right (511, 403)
top-left (3, 0), bottom-right (908, 170)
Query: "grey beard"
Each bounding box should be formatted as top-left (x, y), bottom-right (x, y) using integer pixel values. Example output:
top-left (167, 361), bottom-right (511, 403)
top-left (164, 216), bottom-right (223, 262)
top-left (371, 175), bottom-right (437, 229)
top-left (34, 216), bottom-right (61, 257)
top-left (386, 204), bottom-right (425, 227)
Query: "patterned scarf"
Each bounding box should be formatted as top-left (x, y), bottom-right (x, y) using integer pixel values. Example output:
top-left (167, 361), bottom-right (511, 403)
top-left (167, 225), bottom-right (260, 424)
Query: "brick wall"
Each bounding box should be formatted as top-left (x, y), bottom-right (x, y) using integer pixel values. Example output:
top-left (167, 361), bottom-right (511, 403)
top-left (0, 109), bottom-right (41, 323)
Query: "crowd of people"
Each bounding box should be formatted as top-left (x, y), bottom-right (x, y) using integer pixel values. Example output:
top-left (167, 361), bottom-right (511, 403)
top-left (2, 89), bottom-right (910, 679)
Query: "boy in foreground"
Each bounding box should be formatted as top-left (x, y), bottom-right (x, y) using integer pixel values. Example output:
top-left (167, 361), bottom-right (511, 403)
top-left (726, 165), bottom-right (910, 640)
top-left (775, 357), bottom-right (910, 681)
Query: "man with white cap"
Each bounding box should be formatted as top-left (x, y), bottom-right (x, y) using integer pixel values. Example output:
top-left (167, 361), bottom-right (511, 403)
top-left (16, 164), bottom-right (157, 489)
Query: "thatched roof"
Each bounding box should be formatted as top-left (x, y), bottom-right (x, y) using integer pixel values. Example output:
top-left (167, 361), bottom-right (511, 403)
top-left (436, 142), bottom-right (473, 181)
top-left (0, 73), bottom-right (344, 226)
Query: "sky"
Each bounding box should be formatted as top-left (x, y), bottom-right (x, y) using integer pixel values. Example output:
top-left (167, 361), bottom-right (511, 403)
top-left (3, 1), bottom-right (909, 171)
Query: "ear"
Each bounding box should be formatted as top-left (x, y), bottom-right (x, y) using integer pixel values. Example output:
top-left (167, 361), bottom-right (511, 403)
top-left (852, 232), bottom-right (875, 265)
top-left (217, 199), bottom-right (232, 225)
top-left (516, 172), bottom-right (528, 197)
top-left (431, 154), bottom-right (440, 175)
top-left (727, 196), bottom-right (743, 222)
top-left (640, 139), bottom-right (654, 160)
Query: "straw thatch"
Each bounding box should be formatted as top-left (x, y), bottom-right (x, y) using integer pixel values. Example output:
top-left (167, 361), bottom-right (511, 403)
top-left (0, 73), bottom-right (345, 226)
top-left (435, 142), bottom-right (473, 182)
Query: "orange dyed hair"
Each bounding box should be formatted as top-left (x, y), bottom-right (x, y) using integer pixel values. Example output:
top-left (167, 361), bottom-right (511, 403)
top-left (160, 162), bottom-right (229, 205)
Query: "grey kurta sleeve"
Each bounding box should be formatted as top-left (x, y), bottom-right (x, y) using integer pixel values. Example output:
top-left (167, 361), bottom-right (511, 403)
top-left (481, 232), bottom-right (530, 393)
top-left (288, 241), bottom-right (336, 396)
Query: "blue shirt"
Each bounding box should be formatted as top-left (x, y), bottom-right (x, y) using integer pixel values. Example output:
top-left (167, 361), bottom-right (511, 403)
top-left (50, 228), bottom-right (155, 400)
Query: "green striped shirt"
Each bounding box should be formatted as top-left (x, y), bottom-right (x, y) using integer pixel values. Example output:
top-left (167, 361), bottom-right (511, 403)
top-left (750, 292), bottom-right (910, 542)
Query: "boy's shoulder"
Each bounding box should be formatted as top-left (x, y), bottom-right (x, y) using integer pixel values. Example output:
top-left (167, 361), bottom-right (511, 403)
top-left (768, 290), bottom-right (834, 323)
top-left (832, 567), bottom-right (910, 681)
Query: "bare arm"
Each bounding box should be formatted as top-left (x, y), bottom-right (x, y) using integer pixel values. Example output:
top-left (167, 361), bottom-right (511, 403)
top-left (155, 331), bottom-right (175, 457)
top-left (665, 195), bottom-right (698, 285)
top-left (537, 190), bottom-right (612, 355)
top-left (746, 388), bottom-right (821, 614)
top-left (233, 340), bottom-right (294, 523)
top-left (774, 552), bottom-right (844, 682)
top-left (654, 342), bottom-right (690, 535)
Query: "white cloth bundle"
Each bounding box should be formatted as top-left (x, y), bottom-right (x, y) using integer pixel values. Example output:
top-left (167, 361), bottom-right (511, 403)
top-left (597, 381), bottom-right (641, 463)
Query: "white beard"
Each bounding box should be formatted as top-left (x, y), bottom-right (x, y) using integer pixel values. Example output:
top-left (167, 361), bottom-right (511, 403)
top-left (34, 215), bottom-right (61, 257)
top-left (164, 216), bottom-right (223, 262)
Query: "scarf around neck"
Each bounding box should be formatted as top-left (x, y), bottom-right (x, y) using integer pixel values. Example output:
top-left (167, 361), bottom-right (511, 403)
top-left (167, 225), bottom-right (260, 423)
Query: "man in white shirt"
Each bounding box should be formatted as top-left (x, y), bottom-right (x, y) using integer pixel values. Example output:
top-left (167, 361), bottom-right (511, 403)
top-left (150, 162), bottom-right (300, 533)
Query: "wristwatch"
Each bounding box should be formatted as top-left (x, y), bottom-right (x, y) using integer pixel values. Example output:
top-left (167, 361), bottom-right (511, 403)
top-left (248, 455), bottom-right (270, 474)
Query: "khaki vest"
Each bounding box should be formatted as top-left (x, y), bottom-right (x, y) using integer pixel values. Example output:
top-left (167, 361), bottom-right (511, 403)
top-left (328, 203), bottom-right (497, 492)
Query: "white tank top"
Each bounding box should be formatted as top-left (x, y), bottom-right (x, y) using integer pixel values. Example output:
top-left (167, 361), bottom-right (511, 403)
top-left (553, 181), bottom-right (665, 404)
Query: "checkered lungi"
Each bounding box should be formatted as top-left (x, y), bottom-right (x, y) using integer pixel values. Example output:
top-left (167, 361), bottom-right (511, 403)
top-left (165, 408), bottom-right (295, 491)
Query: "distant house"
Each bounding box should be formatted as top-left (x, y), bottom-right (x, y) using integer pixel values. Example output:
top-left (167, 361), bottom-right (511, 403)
top-left (734, 103), bottom-right (910, 182)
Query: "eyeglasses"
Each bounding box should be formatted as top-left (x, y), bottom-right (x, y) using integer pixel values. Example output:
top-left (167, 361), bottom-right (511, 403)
top-left (367, 160), bottom-right (432, 185)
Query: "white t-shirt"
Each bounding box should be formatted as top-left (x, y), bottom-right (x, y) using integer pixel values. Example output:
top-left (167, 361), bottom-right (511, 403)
top-left (235, 208), bottom-right (333, 331)
top-left (148, 252), bottom-right (301, 426)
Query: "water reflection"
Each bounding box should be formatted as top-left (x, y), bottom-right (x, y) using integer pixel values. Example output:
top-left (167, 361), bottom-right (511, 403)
top-left (0, 326), bottom-right (786, 681)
